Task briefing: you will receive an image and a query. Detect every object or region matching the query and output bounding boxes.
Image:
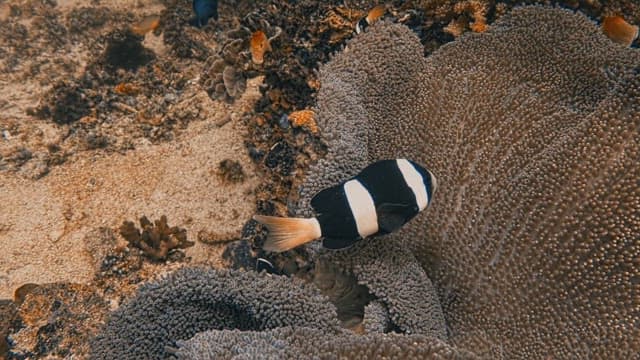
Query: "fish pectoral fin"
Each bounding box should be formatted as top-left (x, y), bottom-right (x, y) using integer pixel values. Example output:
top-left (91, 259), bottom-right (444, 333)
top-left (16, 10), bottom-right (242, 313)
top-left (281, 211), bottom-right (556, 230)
top-left (376, 203), bottom-right (412, 233)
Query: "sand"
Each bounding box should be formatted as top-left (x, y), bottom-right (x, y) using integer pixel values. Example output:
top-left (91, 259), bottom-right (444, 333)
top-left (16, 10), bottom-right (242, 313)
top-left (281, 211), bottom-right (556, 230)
top-left (0, 77), bottom-right (262, 299)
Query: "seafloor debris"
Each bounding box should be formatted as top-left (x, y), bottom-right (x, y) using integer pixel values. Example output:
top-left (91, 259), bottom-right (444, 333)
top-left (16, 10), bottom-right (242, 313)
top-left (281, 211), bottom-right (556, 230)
top-left (119, 215), bottom-right (194, 261)
top-left (216, 159), bottom-right (246, 183)
top-left (102, 29), bottom-right (155, 71)
top-left (160, 1), bottom-right (211, 59)
top-left (287, 109), bottom-right (318, 134)
top-left (0, 299), bottom-right (19, 358)
top-left (129, 15), bottom-right (161, 36)
top-left (7, 283), bottom-right (110, 359)
top-left (33, 80), bottom-right (91, 125)
top-left (113, 82), bottom-right (141, 95)
top-left (200, 12), bottom-right (282, 102)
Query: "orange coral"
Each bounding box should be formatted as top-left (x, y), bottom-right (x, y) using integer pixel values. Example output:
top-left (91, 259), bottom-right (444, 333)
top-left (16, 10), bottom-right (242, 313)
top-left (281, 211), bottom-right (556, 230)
top-left (114, 82), bottom-right (140, 95)
top-left (129, 15), bottom-right (161, 36)
top-left (250, 30), bottom-right (271, 65)
top-left (602, 16), bottom-right (639, 46)
top-left (288, 109), bottom-right (318, 134)
top-left (321, 6), bottom-right (364, 44)
top-left (445, 0), bottom-right (488, 37)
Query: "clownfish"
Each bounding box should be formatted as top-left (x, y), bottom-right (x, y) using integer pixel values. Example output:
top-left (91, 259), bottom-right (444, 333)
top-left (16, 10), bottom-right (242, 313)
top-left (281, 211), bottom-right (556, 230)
top-left (254, 159), bottom-right (437, 252)
top-left (355, 5), bottom-right (386, 34)
top-left (190, 0), bottom-right (218, 28)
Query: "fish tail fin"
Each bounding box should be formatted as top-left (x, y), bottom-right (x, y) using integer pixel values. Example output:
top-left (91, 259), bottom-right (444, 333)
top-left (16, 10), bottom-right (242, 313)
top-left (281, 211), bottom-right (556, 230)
top-left (253, 215), bottom-right (322, 252)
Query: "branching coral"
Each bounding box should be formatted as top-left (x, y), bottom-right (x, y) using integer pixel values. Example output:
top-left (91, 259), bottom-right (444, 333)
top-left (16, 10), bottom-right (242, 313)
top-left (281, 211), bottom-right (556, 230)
top-left (119, 215), bottom-right (194, 261)
top-left (90, 267), bottom-right (341, 359)
top-left (173, 326), bottom-right (474, 359)
top-left (299, 7), bottom-right (640, 358)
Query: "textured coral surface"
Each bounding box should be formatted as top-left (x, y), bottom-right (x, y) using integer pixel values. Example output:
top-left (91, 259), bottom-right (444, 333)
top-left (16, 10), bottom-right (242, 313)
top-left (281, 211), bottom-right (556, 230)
top-left (90, 267), bottom-right (341, 359)
top-left (302, 7), bottom-right (639, 358)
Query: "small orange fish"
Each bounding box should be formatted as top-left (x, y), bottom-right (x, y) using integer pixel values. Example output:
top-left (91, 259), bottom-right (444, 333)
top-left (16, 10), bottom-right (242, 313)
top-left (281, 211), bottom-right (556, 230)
top-left (250, 30), bottom-right (271, 65)
top-left (355, 5), bottom-right (386, 34)
top-left (130, 15), bottom-right (161, 36)
top-left (602, 16), bottom-right (638, 47)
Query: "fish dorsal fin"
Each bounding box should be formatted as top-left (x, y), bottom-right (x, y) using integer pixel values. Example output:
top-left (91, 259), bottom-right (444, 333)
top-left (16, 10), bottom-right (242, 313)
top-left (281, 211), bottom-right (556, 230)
top-left (376, 203), bottom-right (414, 233)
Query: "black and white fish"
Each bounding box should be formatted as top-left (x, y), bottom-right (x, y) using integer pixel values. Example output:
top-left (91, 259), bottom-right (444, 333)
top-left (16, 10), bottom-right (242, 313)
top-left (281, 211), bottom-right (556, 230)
top-left (253, 159), bottom-right (437, 252)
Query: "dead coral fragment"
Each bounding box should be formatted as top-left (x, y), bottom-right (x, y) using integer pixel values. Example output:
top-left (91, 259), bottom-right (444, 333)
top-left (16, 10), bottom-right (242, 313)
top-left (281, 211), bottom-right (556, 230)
top-left (113, 82), bottom-right (140, 95)
top-left (222, 65), bottom-right (246, 98)
top-left (34, 80), bottom-right (91, 125)
top-left (250, 30), bottom-right (271, 65)
top-left (103, 29), bottom-right (154, 70)
top-left (321, 6), bottom-right (365, 44)
top-left (119, 215), bottom-right (193, 261)
top-left (602, 16), bottom-right (639, 46)
top-left (216, 159), bottom-right (246, 183)
top-left (288, 109), bottom-right (319, 134)
top-left (201, 36), bottom-right (249, 102)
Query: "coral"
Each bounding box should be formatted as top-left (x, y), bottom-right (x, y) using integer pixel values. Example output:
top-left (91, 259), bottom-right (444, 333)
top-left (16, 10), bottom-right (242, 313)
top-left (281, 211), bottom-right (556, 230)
top-left (312, 258), bottom-right (374, 329)
top-left (118, 215), bottom-right (194, 261)
top-left (90, 267), bottom-right (341, 359)
top-left (288, 109), bottom-right (319, 133)
top-left (250, 30), bottom-right (271, 65)
top-left (173, 326), bottom-right (475, 359)
top-left (362, 299), bottom-right (391, 334)
top-left (200, 11), bottom-right (283, 102)
top-left (113, 82), bottom-right (140, 95)
top-left (318, 240), bottom-right (447, 339)
top-left (299, 7), bottom-right (640, 358)
top-left (200, 36), bottom-right (249, 102)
